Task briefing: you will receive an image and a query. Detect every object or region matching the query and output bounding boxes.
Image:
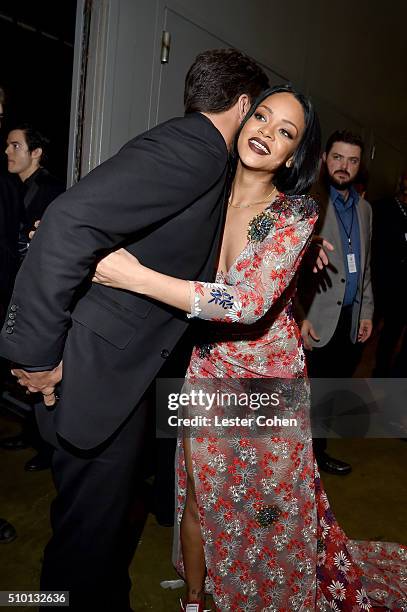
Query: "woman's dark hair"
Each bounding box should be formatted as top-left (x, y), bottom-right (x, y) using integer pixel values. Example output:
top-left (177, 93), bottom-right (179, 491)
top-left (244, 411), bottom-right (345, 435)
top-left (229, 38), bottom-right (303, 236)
top-left (184, 48), bottom-right (269, 114)
top-left (232, 85), bottom-right (321, 195)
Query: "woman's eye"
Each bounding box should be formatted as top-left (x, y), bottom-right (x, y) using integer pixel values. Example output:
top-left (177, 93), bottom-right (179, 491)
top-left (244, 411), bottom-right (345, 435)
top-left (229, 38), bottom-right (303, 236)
top-left (280, 129), bottom-right (293, 139)
top-left (254, 112), bottom-right (266, 122)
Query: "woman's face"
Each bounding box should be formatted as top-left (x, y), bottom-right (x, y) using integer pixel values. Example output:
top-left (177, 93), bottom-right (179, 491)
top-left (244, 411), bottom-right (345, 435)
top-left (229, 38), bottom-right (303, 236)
top-left (237, 92), bottom-right (305, 173)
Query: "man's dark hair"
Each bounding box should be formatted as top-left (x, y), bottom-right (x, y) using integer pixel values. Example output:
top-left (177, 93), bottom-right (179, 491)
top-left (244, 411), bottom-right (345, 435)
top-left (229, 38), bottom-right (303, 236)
top-left (325, 129), bottom-right (364, 156)
top-left (0, 87), bottom-right (5, 105)
top-left (232, 85), bottom-right (321, 195)
top-left (184, 48), bottom-right (269, 114)
top-left (13, 123), bottom-right (50, 164)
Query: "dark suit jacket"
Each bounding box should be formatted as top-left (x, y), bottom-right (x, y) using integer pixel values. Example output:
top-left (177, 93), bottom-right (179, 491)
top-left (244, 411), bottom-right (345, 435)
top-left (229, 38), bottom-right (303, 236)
top-left (20, 167), bottom-right (65, 239)
top-left (0, 173), bottom-right (22, 321)
top-left (0, 113), bottom-right (228, 448)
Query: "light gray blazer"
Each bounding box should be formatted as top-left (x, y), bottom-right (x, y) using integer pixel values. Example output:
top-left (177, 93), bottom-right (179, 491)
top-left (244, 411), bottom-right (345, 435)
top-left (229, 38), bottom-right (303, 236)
top-left (297, 184), bottom-right (374, 347)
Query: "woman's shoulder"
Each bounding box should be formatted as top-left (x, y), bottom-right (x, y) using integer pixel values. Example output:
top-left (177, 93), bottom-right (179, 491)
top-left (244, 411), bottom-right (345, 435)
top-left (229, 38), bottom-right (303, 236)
top-left (279, 193), bottom-right (319, 219)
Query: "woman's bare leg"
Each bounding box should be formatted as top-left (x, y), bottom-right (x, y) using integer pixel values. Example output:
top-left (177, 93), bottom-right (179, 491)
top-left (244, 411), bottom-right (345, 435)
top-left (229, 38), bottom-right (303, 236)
top-left (180, 437), bottom-right (206, 602)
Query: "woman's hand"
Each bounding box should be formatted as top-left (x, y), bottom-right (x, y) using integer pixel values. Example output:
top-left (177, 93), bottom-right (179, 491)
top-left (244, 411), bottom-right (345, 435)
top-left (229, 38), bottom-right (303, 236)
top-left (92, 248), bottom-right (145, 291)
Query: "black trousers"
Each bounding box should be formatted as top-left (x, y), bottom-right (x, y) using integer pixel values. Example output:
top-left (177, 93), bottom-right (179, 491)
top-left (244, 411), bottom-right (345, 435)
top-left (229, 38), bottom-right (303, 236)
top-left (374, 303), bottom-right (407, 376)
top-left (306, 306), bottom-right (362, 458)
top-left (36, 397), bottom-right (152, 612)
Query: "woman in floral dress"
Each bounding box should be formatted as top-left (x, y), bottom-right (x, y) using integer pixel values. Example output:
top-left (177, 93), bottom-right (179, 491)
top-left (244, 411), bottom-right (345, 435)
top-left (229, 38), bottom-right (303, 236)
top-left (93, 86), bottom-right (406, 611)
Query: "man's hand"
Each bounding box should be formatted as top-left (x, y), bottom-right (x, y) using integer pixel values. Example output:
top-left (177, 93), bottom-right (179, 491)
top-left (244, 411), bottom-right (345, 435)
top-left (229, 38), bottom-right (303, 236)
top-left (28, 220), bottom-right (41, 241)
top-left (311, 235), bottom-right (334, 273)
top-left (301, 319), bottom-right (320, 350)
top-left (11, 362), bottom-right (63, 406)
top-left (358, 319), bottom-right (372, 343)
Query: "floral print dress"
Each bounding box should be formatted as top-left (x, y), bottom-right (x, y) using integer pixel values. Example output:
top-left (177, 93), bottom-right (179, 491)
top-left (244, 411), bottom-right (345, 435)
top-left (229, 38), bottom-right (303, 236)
top-left (172, 194), bottom-right (407, 611)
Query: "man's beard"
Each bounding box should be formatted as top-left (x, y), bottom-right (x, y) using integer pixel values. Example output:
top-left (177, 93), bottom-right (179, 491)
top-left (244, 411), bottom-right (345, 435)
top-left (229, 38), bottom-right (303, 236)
top-left (328, 171), bottom-right (353, 191)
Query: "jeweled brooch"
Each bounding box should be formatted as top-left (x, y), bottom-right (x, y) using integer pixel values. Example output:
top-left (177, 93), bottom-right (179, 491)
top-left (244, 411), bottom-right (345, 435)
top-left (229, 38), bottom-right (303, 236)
top-left (247, 211), bottom-right (276, 243)
top-left (256, 504), bottom-right (282, 527)
top-left (198, 343), bottom-right (214, 359)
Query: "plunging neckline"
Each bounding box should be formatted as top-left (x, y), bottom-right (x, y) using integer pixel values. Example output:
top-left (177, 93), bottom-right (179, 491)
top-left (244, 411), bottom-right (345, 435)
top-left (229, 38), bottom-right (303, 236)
top-left (217, 193), bottom-right (283, 278)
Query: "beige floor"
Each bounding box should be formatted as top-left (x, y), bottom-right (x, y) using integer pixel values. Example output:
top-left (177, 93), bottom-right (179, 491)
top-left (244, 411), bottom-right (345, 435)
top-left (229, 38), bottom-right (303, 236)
top-left (0, 397), bottom-right (406, 612)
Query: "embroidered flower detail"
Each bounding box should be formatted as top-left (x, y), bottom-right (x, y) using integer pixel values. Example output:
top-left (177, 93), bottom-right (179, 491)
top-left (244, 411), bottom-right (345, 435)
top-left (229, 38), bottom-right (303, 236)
top-left (224, 300), bottom-right (244, 322)
top-left (198, 343), bottom-right (214, 359)
top-left (208, 287), bottom-right (234, 309)
top-left (334, 551), bottom-right (351, 573)
top-left (247, 211), bottom-right (275, 243)
top-left (255, 504), bottom-right (281, 528)
top-left (355, 588), bottom-right (372, 610)
top-left (327, 580), bottom-right (346, 601)
top-left (320, 517), bottom-right (330, 539)
top-left (317, 539), bottom-right (326, 554)
top-left (317, 549), bottom-right (326, 566)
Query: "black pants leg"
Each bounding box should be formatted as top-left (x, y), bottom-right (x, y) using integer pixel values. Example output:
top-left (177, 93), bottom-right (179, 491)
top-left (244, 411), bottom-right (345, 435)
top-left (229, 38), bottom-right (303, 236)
top-left (37, 398), bottom-right (151, 611)
top-left (374, 307), bottom-right (406, 376)
top-left (306, 307), bottom-right (362, 460)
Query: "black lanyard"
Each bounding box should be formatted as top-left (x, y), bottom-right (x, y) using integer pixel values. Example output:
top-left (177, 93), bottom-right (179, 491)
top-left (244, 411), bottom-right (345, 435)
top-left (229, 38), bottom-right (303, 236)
top-left (336, 204), bottom-right (355, 250)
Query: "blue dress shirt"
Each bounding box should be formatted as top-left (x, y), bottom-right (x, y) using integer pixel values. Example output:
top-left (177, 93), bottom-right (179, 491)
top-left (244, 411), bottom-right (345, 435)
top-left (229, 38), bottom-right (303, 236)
top-left (330, 186), bottom-right (361, 307)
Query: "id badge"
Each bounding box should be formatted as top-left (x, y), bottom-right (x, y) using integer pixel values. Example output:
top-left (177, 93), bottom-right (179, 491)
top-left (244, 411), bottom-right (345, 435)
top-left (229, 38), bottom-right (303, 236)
top-left (347, 253), bottom-right (357, 273)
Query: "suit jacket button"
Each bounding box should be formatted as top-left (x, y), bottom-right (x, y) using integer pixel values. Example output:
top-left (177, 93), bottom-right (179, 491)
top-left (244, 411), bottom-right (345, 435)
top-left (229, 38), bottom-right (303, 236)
top-left (341, 278), bottom-right (345, 283)
top-left (6, 328), bottom-right (13, 334)
top-left (161, 349), bottom-right (170, 359)
top-left (10, 304), bottom-right (18, 312)
top-left (337, 300), bottom-right (342, 306)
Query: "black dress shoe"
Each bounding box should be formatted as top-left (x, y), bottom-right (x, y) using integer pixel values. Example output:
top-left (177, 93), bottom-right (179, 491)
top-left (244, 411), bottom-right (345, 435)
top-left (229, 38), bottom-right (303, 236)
top-left (316, 452), bottom-right (352, 476)
top-left (0, 519), bottom-right (17, 543)
top-left (24, 452), bottom-right (52, 472)
top-left (0, 434), bottom-right (30, 451)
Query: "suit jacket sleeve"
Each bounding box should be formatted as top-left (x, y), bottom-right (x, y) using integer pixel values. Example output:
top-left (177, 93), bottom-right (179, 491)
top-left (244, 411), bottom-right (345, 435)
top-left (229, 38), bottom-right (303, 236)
top-left (360, 203), bottom-right (374, 320)
top-left (0, 117), bottom-right (227, 366)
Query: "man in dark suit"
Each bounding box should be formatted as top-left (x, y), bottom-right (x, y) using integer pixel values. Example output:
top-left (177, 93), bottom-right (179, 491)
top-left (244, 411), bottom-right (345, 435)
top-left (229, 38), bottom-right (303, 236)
top-left (1, 124), bottom-right (65, 470)
top-left (371, 170), bottom-right (407, 376)
top-left (0, 49), bottom-right (268, 610)
top-left (5, 123), bottom-right (65, 260)
top-left (0, 85), bottom-right (19, 546)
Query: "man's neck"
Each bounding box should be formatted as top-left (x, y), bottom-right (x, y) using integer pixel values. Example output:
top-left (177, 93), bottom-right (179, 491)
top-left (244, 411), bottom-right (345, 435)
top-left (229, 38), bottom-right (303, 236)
top-left (201, 110), bottom-right (238, 151)
top-left (331, 184), bottom-right (350, 203)
top-left (19, 165), bottom-right (40, 183)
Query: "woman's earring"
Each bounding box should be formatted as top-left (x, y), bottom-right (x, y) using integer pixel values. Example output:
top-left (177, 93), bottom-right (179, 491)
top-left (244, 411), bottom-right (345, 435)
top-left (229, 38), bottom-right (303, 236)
top-left (286, 159), bottom-right (292, 168)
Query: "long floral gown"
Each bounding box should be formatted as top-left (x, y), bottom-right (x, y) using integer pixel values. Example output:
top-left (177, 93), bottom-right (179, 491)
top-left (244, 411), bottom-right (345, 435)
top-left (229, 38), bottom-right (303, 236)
top-left (172, 193), bottom-right (407, 611)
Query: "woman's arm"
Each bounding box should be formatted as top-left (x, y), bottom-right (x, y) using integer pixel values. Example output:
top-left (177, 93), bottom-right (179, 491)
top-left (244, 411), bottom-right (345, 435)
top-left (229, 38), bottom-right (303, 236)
top-left (189, 211), bottom-right (317, 324)
top-left (93, 248), bottom-right (191, 312)
top-left (93, 196), bottom-right (318, 324)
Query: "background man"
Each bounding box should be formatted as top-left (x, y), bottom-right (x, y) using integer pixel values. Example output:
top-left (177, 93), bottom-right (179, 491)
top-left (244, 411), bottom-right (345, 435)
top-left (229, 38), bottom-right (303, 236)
top-left (371, 170), bottom-right (407, 376)
top-left (5, 123), bottom-right (65, 260)
top-left (0, 85), bottom-right (18, 544)
top-left (0, 49), bottom-right (269, 610)
top-left (0, 123), bottom-right (65, 472)
top-left (297, 129), bottom-right (374, 476)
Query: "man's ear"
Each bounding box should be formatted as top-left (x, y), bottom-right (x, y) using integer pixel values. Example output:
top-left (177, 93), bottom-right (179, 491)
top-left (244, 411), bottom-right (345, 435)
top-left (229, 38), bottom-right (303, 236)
top-left (31, 147), bottom-right (43, 163)
top-left (322, 151), bottom-right (327, 164)
top-left (237, 94), bottom-right (251, 121)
